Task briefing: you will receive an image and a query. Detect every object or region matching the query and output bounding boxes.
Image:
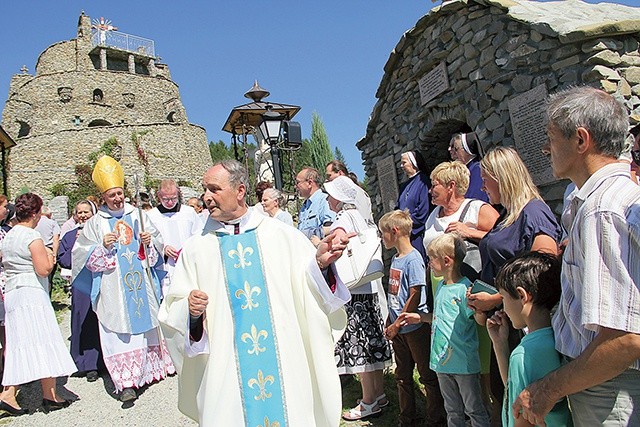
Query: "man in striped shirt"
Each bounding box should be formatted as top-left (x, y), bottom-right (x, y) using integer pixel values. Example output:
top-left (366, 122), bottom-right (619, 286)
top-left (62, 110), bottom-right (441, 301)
top-left (514, 86), bottom-right (640, 426)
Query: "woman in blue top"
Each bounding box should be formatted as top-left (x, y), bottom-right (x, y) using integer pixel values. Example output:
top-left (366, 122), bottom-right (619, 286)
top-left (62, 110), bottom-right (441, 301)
top-left (449, 132), bottom-right (489, 203)
top-left (467, 146), bottom-right (561, 412)
top-left (397, 150), bottom-right (431, 261)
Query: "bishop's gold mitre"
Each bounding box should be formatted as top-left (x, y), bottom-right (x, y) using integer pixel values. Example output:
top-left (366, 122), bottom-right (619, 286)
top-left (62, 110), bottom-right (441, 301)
top-left (92, 155), bottom-right (124, 193)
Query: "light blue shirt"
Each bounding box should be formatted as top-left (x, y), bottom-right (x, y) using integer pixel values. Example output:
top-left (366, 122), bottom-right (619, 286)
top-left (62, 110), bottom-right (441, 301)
top-left (504, 327), bottom-right (572, 427)
top-left (297, 189), bottom-right (335, 239)
top-left (430, 277), bottom-right (479, 374)
top-left (387, 249), bottom-right (427, 334)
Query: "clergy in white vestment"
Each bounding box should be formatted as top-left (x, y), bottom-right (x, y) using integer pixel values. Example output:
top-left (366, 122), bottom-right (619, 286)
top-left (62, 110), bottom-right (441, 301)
top-left (146, 179), bottom-right (202, 295)
top-left (158, 160), bottom-right (350, 427)
top-left (72, 156), bottom-right (175, 403)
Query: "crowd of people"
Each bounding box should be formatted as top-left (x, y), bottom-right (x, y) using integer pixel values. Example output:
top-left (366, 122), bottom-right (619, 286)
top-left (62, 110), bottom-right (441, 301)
top-left (0, 85), bottom-right (637, 427)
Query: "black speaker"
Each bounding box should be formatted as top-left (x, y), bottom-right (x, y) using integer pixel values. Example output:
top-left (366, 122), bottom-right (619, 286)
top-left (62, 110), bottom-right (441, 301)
top-left (283, 121), bottom-right (302, 147)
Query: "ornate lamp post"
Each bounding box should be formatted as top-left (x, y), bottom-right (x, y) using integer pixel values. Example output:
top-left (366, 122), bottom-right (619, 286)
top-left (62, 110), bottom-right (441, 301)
top-left (222, 81), bottom-right (301, 192)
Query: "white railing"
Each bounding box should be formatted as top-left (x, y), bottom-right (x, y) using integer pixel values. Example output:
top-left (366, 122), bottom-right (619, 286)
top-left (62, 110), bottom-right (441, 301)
top-left (91, 30), bottom-right (155, 57)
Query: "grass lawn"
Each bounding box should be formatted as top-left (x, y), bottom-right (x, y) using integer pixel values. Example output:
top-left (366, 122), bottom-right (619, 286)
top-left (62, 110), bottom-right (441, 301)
top-left (339, 369), bottom-right (426, 427)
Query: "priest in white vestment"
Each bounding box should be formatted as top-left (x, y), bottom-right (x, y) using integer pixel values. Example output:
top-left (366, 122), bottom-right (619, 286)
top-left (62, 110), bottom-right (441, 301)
top-left (159, 160), bottom-right (350, 427)
top-left (146, 179), bottom-right (202, 295)
top-left (72, 156), bottom-right (175, 402)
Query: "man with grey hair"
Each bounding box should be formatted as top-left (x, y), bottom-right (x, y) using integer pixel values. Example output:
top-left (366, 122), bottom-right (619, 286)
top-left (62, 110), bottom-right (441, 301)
top-left (514, 86), bottom-right (640, 426)
top-left (146, 179), bottom-right (201, 295)
top-left (296, 167), bottom-right (335, 244)
top-left (159, 160), bottom-right (351, 426)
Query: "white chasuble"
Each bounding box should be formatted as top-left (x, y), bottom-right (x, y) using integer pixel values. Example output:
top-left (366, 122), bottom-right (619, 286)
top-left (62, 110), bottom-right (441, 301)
top-left (159, 212), bottom-right (348, 427)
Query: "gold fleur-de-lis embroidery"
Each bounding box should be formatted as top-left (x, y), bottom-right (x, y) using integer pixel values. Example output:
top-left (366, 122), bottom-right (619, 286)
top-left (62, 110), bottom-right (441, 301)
top-left (248, 370), bottom-right (274, 401)
top-left (228, 242), bottom-right (253, 269)
top-left (258, 416), bottom-right (280, 427)
top-left (241, 324), bottom-right (268, 356)
top-left (235, 281), bottom-right (261, 310)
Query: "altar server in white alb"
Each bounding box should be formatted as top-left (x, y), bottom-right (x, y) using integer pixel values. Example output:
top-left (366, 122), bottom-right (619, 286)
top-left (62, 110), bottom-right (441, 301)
top-left (72, 156), bottom-right (175, 403)
top-left (146, 179), bottom-right (202, 295)
top-left (159, 159), bottom-right (350, 427)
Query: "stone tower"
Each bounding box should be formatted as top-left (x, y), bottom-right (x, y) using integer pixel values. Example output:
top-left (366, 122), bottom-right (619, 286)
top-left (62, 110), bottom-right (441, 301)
top-left (1, 12), bottom-right (211, 197)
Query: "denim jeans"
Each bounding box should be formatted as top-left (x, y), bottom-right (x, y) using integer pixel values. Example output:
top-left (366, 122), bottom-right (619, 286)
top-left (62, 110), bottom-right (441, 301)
top-left (437, 373), bottom-right (490, 427)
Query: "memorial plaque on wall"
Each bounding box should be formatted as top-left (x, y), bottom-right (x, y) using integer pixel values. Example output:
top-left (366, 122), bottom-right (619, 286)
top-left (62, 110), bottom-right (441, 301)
top-left (377, 155), bottom-right (399, 213)
top-left (508, 84), bottom-right (555, 186)
top-left (418, 62), bottom-right (450, 106)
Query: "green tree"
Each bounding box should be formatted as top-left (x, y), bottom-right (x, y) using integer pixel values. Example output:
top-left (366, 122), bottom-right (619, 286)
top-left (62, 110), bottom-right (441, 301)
top-left (209, 140), bottom-right (233, 163)
top-left (334, 147), bottom-right (346, 168)
top-left (308, 112), bottom-right (333, 172)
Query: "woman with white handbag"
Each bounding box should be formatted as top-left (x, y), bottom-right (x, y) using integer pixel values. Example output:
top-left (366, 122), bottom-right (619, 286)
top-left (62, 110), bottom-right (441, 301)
top-left (323, 176), bottom-right (392, 421)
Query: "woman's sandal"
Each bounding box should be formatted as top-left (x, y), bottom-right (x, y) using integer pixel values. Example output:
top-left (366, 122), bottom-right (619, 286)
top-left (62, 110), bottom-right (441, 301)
top-left (342, 400), bottom-right (382, 421)
top-left (356, 393), bottom-right (389, 408)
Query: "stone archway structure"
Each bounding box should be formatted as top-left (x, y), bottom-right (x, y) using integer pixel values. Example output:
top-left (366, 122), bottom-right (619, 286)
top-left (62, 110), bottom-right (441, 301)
top-left (358, 0), bottom-right (640, 219)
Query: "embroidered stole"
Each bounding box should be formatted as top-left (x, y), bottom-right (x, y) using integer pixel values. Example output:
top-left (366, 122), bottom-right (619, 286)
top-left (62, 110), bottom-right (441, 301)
top-left (218, 230), bottom-right (287, 427)
top-left (108, 215), bottom-right (154, 334)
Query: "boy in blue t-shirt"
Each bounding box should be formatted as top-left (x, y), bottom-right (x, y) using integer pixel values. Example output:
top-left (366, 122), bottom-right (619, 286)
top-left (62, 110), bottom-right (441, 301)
top-left (401, 233), bottom-right (490, 426)
top-left (483, 252), bottom-right (572, 427)
top-left (379, 210), bottom-right (446, 427)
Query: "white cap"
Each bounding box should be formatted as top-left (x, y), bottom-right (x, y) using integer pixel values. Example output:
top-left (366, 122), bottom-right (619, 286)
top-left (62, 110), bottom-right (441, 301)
top-left (323, 176), bottom-right (358, 205)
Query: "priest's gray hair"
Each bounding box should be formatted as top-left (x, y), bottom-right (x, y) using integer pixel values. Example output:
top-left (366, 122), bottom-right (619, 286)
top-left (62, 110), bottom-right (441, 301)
top-left (216, 159), bottom-right (249, 190)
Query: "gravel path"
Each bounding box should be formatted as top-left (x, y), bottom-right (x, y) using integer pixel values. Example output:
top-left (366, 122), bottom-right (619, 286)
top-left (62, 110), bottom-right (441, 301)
top-left (0, 306), bottom-right (197, 427)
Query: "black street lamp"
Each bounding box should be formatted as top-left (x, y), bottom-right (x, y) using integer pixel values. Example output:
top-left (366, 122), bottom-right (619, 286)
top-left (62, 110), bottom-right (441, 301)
top-left (258, 105), bottom-right (285, 189)
top-left (222, 81), bottom-right (301, 194)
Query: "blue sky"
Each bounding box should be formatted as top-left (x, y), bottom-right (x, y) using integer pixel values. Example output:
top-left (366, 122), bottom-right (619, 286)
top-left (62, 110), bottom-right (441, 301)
top-left (1, 1), bottom-right (640, 180)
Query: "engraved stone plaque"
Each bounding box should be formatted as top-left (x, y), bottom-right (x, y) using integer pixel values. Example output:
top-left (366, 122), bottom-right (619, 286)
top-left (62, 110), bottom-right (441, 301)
top-left (377, 155), bottom-right (399, 213)
top-left (508, 84), bottom-right (556, 185)
top-left (418, 62), bottom-right (450, 106)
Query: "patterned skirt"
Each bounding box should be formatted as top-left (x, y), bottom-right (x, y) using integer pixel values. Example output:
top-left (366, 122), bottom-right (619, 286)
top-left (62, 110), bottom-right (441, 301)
top-left (335, 293), bottom-right (392, 374)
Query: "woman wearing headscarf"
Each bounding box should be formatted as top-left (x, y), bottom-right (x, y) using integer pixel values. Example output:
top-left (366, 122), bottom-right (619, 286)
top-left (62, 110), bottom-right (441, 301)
top-left (72, 156), bottom-right (174, 402)
top-left (397, 150), bottom-right (431, 261)
top-left (0, 193), bottom-right (77, 415)
top-left (325, 176), bottom-right (392, 421)
top-left (58, 200), bottom-right (103, 383)
top-left (449, 132), bottom-right (489, 202)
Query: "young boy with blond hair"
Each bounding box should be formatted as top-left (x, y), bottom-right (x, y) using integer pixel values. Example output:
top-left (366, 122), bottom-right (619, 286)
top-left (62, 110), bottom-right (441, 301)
top-left (401, 232), bottom-right (489, 426)
top-left (485, 252), bottom-right (571, 427)
top-left (379, 210), bottom-right (446, 427)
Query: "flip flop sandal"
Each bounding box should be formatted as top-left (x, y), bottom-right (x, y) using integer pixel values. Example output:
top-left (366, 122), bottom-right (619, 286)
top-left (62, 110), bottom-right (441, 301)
top-left (342, 401), bottom-right (382, 421)
top-left (356, 393), bottom-right (389, 408)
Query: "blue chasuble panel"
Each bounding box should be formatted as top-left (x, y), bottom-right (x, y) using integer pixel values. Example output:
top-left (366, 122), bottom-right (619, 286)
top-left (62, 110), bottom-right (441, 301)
top-left (219, 231), bottom-right (287, 427)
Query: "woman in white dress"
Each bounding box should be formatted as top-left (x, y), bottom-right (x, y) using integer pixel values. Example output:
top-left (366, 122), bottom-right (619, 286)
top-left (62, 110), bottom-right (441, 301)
top-left (261, 188), bottom-right (293, 226)
top-left (0, 193), bottom-right (77, 416)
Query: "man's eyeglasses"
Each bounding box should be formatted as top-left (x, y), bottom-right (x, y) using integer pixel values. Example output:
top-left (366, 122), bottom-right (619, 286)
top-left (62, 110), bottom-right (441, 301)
top-left (160, 197), bottom-right (179, 202)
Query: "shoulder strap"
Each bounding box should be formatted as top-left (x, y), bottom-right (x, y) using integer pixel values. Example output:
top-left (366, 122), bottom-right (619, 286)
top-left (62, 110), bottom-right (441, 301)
top-left (458, 199), bottom-right (477, 223)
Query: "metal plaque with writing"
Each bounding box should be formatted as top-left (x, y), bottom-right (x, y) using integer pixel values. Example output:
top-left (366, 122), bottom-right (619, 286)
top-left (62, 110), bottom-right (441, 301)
top-left (508, 84), bottom-right (555, 185)
top-left (418, 62), bottom-right (450, 105)
top-left (377, 155), bottom-right (399, 213)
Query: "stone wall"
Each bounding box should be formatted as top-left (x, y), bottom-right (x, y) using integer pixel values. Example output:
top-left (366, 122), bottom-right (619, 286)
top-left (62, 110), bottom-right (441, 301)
top-left (7, 122), bottom-right (209, 197)
top-left (35, 41), bottom-right (76, 75)
top-left (3, 70), bottom-right (186, 136)
top-left (359, 0), bottom-right (640, 218)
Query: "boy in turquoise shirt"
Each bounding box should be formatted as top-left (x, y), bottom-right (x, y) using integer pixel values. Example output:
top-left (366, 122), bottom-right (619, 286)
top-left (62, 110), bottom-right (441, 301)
top-left (400, 233), bottom-right (489, 426)
top-left (483, 252), bottom-right (572, 427)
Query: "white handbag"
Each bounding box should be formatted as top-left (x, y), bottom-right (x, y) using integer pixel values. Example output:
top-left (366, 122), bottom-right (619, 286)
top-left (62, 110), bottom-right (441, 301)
top-left (333, 211), bottom-right (384, 289)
